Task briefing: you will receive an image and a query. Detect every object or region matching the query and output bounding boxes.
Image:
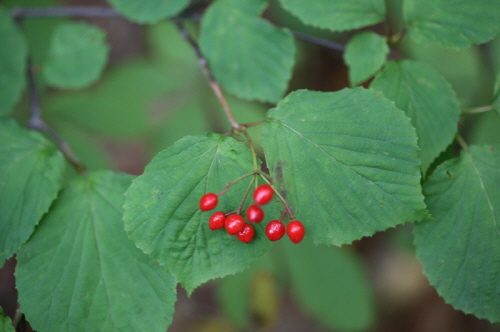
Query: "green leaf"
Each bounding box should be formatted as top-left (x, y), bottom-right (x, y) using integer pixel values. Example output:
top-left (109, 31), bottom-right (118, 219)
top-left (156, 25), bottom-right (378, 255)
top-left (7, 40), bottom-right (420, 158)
top-left (278, 0), bottom-right (386, 32)
top-left (401, 38), bottom-right (484, 107)
top-left (286, 240), bottom-right (375, 331)
top-left (404, 0), bottom-right (500, 49)
top-left (262, 88), bottom-right (428, 246)
top-left (124, 133), bottom-right (271, 293)
top-left (106, 0), bottom-right (190, 23)
top-left (43, 22), bottom-right (110, 89)
top-left (0, 7), bottom-right (28, 115)
top-left (16, 171), bottom-right (177, 332)
top-left (199, 0), bottom-right (295, 103)
top-left (0, 308), bottom-right (14, 332)
top-left (344, 31), bottom-right (389, 86)
top-left (414, 146), bottom-right (500, 322)
top-left (46, 59), bottom-right (173, 138)
top-left (371, 60), bottom-right (461, 172)
top-left (0, 118), bottom-right (65, 265)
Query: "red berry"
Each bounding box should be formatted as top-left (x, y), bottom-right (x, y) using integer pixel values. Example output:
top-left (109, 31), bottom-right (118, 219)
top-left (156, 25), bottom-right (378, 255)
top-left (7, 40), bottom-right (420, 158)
top-left (265, 220), bottom-right (285, 241)
top-left (237, 223), bottom-right (255, 243)
top-left (200, 193), bottom-right (218, 211)
top-left (225, 214), bottom-right (245, 235)
top-left (245, 204), bottom-right (264, 223)
top-left (286, 220), bottom-right (305, 244)
top-left (253, 184), bottom-right (274, 205)
top-left (208, 211), bottom-right (226, 230)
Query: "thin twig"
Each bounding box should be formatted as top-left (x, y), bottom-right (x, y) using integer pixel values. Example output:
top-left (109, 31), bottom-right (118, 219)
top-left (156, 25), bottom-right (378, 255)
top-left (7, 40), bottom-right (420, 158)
top-left (174, 19), bottom-right (241, 131)
top-left (456, 133), bottom-right (469, 151)
top-left (10, 6), bottom-right (121, 18)
top-left (26, 57), bottom-right (87, 174)
top-left (10, 6), bottom-right (348, 55)
top-left (12, 306), bottom-right (24, 332)
top-left (258, 174), bottom-right (295, 220)
top-left (241, 119), bottom-right (267, 129)
top-left (291, 30), bottom-right (345, 52)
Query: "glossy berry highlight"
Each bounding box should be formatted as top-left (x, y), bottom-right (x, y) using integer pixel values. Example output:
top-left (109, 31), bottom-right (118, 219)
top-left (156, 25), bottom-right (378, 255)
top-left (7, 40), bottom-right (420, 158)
top-left (265, 220), bottom-right (285, 241)
top-left (225, 214), bottom-right (245, 235)
top-left (237, 223), bottom-right (255, 243)
top-left (245, 204), bottom-right (264, 223)
top-left (208, 211), bottom-right (226, 230)
top-left (200, 193), bottom-right (218, 211)
top-left (253, 184), bottom-right (274, 205)
top-left (286, 220), bottom-right (305, 244)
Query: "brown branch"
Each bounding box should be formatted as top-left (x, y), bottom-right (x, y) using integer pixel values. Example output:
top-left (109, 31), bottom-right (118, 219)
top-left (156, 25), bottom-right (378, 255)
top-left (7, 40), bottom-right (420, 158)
top-left (26, 57), bottom-right (87, 174)
top-left (173, 19), bottom-right (241, 131)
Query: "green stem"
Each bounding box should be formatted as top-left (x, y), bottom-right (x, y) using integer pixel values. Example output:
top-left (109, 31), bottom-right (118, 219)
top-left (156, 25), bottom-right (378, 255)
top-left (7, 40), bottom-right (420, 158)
top-left (461, 105), bottom-right (494, 115)
top-left (242, 130), bottom-right (259, 171)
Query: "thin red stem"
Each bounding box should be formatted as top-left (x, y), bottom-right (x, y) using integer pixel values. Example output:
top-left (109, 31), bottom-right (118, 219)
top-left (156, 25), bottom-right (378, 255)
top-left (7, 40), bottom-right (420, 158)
top-left (258, 174), bottom-right (295, 220)
top-left (174, 19), bottom-right (241, 131)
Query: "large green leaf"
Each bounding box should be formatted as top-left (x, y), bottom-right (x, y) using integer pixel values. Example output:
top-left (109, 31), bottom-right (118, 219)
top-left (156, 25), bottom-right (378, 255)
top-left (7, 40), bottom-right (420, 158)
top-left (124, 133), bottom-right (271, 293)
top-left (414, 145), bottom-right (500, 322)
top-left (371, 60), bottom-right (461, 172)
top-left (16, 171), bottom-right (177, 332)
top-left (0, 118), bottom-right (65, 266)
top-left (278, 0), bottom-right (386, 32)
top-left (106, 0), bottom-right (190, 23)
top-left (262, 88), bottom-right (428, 246)
top-left (286, 240), bottom-right (375, 331)
top-left (344, 31), bottom-right (389, 86)
top-left (199, 0), bottom-right (295, 103)
top-left (404, 0), bottom-right (500, 49)
top-left (0, 7), bottom-right (28, 115)
top-left (43, 22), bottom-right (109, 89)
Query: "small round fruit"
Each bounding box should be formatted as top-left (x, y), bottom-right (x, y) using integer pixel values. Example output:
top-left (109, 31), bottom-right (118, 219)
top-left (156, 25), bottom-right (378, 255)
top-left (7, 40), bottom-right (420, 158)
top-left (225, 214), bottom-right (245, 235)
top-left (237, 223), bottom-right (255, 243)
top-left (286, 220), bottom-right (305, 244)
top-left (200, 193), bottom-right (218, 211)
top-left (209, 211), bottom-right (226, 230)
top-left (253, 184), bottom-right (274, 205)
top-left (265, 220), bottom-right (285, 241)
top-left (246, 204), bottom-right (264, 223)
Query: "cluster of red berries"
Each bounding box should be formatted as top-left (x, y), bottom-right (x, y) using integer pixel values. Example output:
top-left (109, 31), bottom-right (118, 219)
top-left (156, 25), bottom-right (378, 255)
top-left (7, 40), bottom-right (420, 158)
top-left (199, 184), bottom-right (305, 244)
